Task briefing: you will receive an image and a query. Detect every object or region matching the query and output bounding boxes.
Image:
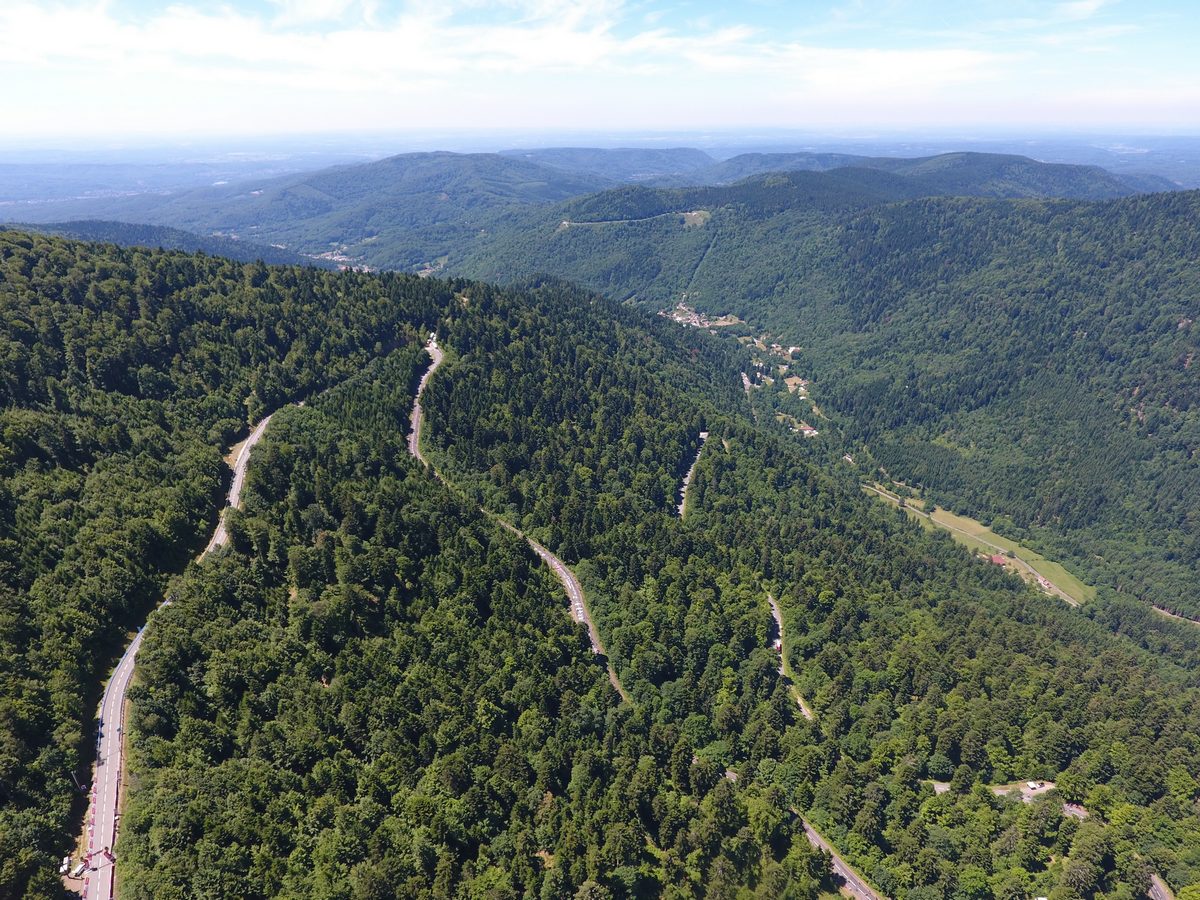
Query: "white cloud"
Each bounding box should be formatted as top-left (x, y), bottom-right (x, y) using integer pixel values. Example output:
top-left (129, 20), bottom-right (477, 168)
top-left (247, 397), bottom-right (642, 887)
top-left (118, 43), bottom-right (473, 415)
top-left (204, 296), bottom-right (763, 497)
top-left (1055, 0), bottom-right (1108, 21)
top-left (0, 0), bottom-right (1193, 136)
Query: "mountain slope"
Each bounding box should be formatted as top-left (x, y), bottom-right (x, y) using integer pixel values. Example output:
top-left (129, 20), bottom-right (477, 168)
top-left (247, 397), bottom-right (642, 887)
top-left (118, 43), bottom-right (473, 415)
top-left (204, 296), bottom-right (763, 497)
top-left (8, 220), bottom-right (335, 268)
top-left (7, 233), bottom-right (1200, 896)
top-left (4, 151), bottom-right (1172, 276)
top-left (1, 152), bottom-right (611, 269)
top-left (459, 184), bottom-right (1200, 617)
top-left (799, 191), bottom-right (1200, 614)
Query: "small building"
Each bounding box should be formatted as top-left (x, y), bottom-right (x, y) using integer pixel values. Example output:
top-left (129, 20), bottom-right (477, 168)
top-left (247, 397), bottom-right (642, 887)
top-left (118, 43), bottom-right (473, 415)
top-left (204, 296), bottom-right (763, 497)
top-left (991, 555), bottom-right (1007, 566)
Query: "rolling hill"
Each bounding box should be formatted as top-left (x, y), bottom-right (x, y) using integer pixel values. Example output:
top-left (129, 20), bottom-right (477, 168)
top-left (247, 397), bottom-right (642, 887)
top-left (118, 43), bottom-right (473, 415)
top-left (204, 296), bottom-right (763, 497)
top-left (1, 151), bottom-right (611, 269)
top-left (2, 150), bottom-right (1174, 274)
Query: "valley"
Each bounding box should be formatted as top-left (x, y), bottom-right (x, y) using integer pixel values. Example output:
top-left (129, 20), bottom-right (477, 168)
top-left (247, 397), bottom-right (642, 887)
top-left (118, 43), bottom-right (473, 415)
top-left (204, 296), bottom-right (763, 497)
top-left (864, 483), bottom-right (1094, 607)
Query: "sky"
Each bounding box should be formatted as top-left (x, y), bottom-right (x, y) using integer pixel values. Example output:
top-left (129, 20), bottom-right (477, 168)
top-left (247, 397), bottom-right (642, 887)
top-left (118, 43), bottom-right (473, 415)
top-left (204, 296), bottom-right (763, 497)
top-left (3, 0), bottom-right (1198, 140)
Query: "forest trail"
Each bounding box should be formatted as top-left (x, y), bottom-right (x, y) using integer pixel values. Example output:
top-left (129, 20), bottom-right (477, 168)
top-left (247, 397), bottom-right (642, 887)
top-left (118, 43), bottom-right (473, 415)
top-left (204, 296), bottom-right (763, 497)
top-left (1153, 606), bottom-right (1200, 627)
top-left (676, 431), bottom-right (709, 517)
top-left (863, 484), bottom-right (1081, 607)
top-left (78, 411), bottom-right (275, 900)
top-left (767, 594), bottom-right (814, 721)
top-left (407, 334), bottom-right (630, 703)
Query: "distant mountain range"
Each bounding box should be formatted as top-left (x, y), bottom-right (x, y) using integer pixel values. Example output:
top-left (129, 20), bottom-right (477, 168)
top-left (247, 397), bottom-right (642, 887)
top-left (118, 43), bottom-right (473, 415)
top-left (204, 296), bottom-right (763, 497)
top-left (1, 148), bottom-right (1177, 272)
top-left (690, 149), bottom-right (1176, 194)
top-left (498, 146), bottom-right (717, 183)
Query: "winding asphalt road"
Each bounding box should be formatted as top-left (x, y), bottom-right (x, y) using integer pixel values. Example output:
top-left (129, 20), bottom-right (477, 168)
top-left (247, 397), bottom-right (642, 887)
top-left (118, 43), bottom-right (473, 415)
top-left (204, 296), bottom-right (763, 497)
top-left (78, 411), bottom-right (275, 900)
top-left (406, 334), bottom-right (629, 702)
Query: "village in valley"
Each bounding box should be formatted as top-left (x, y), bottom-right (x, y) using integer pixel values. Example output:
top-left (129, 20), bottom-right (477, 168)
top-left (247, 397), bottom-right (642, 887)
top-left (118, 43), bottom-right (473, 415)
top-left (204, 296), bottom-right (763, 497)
top-left (661, 298), bottom-right (1094, 612)
top-left (661, 300), bottom-right (823, 438)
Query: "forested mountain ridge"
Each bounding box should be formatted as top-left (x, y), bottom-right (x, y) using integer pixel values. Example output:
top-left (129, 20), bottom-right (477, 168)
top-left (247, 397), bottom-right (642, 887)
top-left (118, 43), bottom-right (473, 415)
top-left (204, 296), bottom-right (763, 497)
top-left (6, 232), bottom-right (1200, 896)
top-left (2, 150), bottom-right (1172, 277)
top-left (778, 190), bottom-right (1200, 616)
top-left (5, 220), bottom-right (336, 269)
top-left (2, 151), bottom-right (611, 271)
top-left (452, 157), bottom-right (1184, 306)
top-left (122, 268), bottom-right (1200, 897)
top-left (691, 150), bottom-right (1177, 194)
top-left (456, 185), bottom-right (1200, 617)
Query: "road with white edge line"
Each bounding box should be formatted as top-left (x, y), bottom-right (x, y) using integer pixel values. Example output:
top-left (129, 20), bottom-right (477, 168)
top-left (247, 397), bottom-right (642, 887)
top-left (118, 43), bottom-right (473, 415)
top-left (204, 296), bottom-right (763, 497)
top-left (797, 815), bottom-right (883, 900)
top-left (407, 334), bottom-right (629, 702)
top-left (77, 411), bottom-right (275, 900)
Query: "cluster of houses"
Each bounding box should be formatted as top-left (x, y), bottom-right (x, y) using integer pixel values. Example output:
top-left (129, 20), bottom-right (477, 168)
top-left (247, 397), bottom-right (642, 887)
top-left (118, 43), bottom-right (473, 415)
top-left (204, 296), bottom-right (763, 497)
top-left (659, 301), bottom-right (742, 330)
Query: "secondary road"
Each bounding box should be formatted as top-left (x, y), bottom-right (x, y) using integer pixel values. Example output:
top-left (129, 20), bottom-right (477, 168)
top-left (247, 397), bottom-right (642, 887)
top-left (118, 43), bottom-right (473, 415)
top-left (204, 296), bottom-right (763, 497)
top-left (204, 414), bottom-right (273, 554)
top-left (676, 431), bottom-right (709, 517)
top-left (797, 816), bottom-right (883, 900)
top-left (406, 334), bottom-right (629, 702)
top-left (1151, 874), bottom-right (1176, 900)
top-left (526, 535), bottom-right (630, 701)
top-left (79, 411), bottom-right (275, 900)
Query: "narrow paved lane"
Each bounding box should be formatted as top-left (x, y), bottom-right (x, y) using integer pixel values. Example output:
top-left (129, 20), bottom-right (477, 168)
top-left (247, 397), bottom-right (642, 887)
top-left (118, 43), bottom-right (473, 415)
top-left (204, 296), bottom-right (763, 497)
top-left (676, 431), bottom-right (709, 517)
top-left (204, 414), bottom-right (273, 555)
top-left (767, 594), bottom-right (814, 721)
top-left (407, 333), bottom-right (444, 466)
top-left (79, 411), bottom-right (275, 900)
top-left (1150, 874), bottom-right (1176, 900)
top-left (526, 535), bottom-right (630, 701)
top-left (406, 334), bottom-right (629, 702)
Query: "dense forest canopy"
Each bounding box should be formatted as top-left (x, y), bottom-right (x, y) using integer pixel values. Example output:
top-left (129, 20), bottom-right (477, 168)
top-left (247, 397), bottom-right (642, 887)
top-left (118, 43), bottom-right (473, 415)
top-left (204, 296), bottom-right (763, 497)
top-left (0, 231), bottom-right (445, 894)
top-left (4, 231), bottom-right (1200, 897)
